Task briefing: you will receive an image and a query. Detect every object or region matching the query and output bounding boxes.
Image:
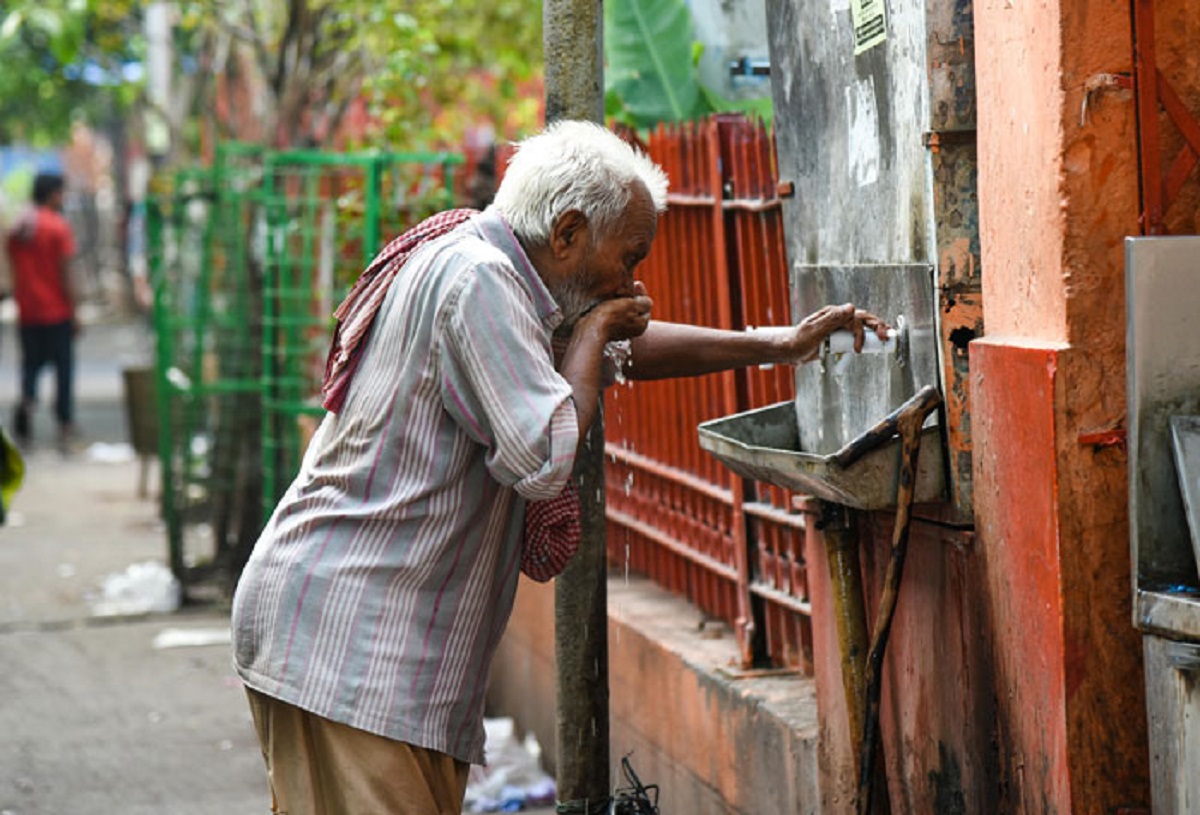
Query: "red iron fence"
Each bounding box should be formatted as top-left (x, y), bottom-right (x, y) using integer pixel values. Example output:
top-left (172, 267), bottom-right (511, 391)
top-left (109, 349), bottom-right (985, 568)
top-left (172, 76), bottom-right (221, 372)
top-left (605, 116), bottom-right (814, 672)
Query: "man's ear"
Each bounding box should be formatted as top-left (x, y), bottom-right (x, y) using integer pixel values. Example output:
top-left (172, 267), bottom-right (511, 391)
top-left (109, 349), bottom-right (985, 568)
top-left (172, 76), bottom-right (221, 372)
top-left (550, 210), bottom-right (588, 259)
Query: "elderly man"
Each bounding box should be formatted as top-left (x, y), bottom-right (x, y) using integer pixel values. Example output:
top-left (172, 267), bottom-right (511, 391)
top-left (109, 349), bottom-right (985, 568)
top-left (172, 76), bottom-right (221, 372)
top-left (231, 120), bottom-right (886, 814)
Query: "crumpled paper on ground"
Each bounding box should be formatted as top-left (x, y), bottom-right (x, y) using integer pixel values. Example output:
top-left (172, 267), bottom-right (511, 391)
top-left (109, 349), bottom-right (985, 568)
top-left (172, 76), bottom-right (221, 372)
top-left (91, 561), bottom-right (181, 616)
top-left (464, 717), bottom-right (555, 812)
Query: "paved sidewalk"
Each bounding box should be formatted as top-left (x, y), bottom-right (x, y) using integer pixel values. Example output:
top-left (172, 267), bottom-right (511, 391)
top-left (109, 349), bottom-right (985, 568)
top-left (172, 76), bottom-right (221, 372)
top-left (0, 315), bottom-right (557, 815)
top-left (0, 455), bottom-right (268, 815)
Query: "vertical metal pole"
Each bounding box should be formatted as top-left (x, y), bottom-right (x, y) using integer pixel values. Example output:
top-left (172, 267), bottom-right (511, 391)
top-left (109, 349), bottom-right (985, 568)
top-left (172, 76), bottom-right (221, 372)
top-left (544, 2), bottom-right (610, 813)
top-left (260, 156), bottom-right (280, 524)
top-left (543, 0), bottom-right (604, 129)
top-left (555, 432), bottom-right (610, 814)
top-left (148, 198), bottom-right (184, 581)
top-left (705, 118), bottom-right (756, 667)
top-left (1132, 0), bottom-right (1163, 235)
top-left (820, 503), bottom-right (870, 766)
top-left (364, 156), bottom-right (383, 262)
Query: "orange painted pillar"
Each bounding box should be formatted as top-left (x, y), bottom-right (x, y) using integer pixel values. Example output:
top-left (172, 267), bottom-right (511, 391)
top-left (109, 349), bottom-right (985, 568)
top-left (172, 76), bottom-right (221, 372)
top-left (971, 0), bottom-right (1150, 810)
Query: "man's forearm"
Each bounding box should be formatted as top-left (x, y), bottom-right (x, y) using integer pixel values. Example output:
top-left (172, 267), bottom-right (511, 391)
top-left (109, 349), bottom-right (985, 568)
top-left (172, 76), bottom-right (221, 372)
top-left (625, 321), bottom-right (792, 381)
top-left (558, 324), bottom-right (610, 436)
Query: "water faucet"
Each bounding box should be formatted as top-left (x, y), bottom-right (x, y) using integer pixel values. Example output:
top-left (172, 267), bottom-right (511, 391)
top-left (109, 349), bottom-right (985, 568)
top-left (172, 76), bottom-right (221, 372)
top-left (822, 316), bottom-right (906, 374)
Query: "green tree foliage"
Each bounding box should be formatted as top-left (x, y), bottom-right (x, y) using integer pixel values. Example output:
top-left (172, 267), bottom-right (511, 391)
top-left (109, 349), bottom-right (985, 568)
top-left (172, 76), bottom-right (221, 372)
top-left (356, 0), bottom-right (544, 149)
top-left (171, 0), bottom-right (543, 151)
top-left (604, 0), bottom-right (706, 127)
top-left (1, 0), bottom-right (545, 152)
top-left (0, 0), bottom-right (144, 145)
top-left (604, 0), bottom-right (772, 130)
top-left (168, 0), bottom-right (377, 148)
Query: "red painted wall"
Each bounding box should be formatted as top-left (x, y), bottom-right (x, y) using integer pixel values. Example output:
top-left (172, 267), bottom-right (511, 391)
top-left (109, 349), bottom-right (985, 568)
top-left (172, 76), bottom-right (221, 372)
top-left (970, 0), bottom-right (1155, 810)
top-left (806, 0), bottom-right (1157, 809)
top-left (972, 341), bottom-right (1072, 812)
top-left (807, 513), bottom-right (998, 812)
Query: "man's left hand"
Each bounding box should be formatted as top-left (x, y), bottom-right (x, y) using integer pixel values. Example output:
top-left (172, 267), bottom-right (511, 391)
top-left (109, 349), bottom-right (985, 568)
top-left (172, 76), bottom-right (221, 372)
top-left (783, 303), bottom-right (891, 363)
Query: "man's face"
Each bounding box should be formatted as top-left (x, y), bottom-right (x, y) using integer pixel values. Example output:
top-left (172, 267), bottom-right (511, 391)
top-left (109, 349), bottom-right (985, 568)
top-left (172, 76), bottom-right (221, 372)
top-left (553, 185), bottom-right (657, 328)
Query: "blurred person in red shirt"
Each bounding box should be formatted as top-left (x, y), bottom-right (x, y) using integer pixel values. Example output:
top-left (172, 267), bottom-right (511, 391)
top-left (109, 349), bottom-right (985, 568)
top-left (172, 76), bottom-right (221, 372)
top-left (5, 172), bottom-right (80, 448)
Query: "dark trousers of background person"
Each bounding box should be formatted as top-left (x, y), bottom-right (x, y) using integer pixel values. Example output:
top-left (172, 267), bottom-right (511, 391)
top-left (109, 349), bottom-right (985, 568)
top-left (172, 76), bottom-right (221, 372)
top-left (16, 321), bottom-right (75, 435)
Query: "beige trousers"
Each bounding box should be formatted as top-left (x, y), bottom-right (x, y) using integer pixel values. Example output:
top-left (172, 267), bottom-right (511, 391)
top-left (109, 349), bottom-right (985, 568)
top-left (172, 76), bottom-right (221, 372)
top-left (245, 687), bottom-right (469, 814)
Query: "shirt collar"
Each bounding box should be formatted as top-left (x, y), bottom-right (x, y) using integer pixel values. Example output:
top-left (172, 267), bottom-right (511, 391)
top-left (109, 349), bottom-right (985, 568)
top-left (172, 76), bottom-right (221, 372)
top-left (470, 208), bottom-right (563, 330)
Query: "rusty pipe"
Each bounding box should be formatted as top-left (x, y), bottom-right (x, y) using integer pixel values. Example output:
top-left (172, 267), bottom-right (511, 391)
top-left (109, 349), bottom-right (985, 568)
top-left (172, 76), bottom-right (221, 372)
top-left (833, 385), bottom-right (941, 470)
top-left (820, 502), bottom-right (871, 769)
top-left (855, 385), bottom-right (942, 815)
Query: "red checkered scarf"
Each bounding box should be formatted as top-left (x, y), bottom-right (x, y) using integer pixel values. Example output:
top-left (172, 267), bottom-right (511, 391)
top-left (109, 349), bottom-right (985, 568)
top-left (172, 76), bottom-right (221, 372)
top-left (322, 208), bottom-right (478, 413)
top-left (321, 208), bottom-right (580, 581)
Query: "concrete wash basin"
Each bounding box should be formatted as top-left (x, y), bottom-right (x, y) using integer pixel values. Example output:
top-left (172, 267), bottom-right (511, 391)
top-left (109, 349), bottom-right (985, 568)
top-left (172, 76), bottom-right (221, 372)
top-left (697, 401), bottom-right (946, 510)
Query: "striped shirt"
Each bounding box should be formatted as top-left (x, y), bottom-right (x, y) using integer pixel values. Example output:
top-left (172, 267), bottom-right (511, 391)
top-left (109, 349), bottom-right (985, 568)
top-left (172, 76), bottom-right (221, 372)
top-left (231, 209), bottom-right (580, 765)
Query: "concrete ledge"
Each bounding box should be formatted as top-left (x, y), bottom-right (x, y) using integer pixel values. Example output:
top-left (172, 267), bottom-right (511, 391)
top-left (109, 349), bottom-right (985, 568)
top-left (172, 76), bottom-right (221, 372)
top-left (488, 575), bottom-right (820, 814)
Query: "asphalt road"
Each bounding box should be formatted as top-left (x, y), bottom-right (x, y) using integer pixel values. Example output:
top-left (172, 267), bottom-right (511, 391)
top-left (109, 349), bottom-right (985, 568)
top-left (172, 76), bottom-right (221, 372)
top-left (0, 619), bottom-right (266, 815)
top-left (0, 311), bottom-right (268, 814)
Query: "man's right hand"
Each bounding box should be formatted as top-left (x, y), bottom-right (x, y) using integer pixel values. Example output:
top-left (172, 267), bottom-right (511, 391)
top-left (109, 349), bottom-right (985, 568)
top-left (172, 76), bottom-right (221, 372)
top-left (578, 292), bottom-right (653, 344)
top-left (559, 292), bottom-right (651, 438)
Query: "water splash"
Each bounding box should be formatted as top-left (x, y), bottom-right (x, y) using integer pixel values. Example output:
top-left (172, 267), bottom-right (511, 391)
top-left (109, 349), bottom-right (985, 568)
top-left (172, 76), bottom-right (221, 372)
top-left (605, 339), bottom-right (632, 385)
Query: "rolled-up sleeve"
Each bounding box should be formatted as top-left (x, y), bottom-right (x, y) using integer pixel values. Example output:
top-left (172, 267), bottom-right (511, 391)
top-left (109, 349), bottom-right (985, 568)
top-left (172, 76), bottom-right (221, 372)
top-left (438, 262), bottom-right (580, 500)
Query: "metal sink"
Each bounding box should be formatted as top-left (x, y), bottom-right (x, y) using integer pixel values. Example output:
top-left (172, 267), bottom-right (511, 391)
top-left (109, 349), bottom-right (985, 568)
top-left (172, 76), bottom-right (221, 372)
top-left (698, 401), bottom-right (946, 510)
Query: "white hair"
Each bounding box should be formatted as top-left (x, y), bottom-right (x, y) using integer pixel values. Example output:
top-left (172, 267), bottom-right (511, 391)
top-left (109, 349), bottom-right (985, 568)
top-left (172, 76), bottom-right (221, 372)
top-left (491, 120), bottom-right (669, 246)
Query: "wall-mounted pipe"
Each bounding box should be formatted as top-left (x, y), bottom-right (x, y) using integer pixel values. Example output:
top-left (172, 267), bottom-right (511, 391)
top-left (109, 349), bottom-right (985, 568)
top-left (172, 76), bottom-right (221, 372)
top-left (838, 385), bottom-right (943, 815)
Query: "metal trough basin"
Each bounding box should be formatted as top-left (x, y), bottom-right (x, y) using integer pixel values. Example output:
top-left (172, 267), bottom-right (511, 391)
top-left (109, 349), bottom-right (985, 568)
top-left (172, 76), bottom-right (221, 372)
top-left (698, 401), bottom-right (946, 510)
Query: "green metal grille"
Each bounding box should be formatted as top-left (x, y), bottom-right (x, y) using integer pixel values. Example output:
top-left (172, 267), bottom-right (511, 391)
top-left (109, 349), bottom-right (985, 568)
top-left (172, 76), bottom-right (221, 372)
top-left (148, 145), bottom-right (267, 588)
top-left (201, 143), bottom-right (267, 581)
top-left (148, 165), bottom-right (219, 583)
top-left (258, 150), bottom-right (462, 521)
top-left (148, 145), bottom-right (463, 585)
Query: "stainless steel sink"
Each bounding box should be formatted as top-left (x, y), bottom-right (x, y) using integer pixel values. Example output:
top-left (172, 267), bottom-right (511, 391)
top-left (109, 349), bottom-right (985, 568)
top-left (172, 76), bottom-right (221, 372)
top-left (698, 401), bottom-right (946, 510)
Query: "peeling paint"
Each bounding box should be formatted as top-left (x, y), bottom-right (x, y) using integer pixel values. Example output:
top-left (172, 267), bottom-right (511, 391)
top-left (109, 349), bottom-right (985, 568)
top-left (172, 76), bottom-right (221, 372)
top-left (846, 77), bottom-right (881, 187)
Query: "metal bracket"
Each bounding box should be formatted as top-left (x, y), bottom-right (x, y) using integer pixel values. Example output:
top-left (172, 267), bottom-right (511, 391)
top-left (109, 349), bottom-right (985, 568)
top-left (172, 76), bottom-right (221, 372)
top-left (923, 129), bottom-right (977, 153)
top-left (1166, 639), bottom-right (1200, 672)
top-left (728, 56), bottom-right (771, 77)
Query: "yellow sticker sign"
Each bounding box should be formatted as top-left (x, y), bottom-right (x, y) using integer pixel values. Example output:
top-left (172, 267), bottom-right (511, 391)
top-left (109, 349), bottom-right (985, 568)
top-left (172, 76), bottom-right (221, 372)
top-left (851, 0), bottom-right (887, 55)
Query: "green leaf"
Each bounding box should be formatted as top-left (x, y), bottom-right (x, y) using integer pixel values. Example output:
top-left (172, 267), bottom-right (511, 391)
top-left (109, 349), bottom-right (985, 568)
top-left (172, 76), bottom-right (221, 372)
top-left (699, 85), bottom-right (774, 124)
top-left (605, 86), bottom-right (635, 128)
top-left (604, 0), bottom-right (706, 127)
top-left (0, 12), bottom-right (23, 41)
top-left (27, 8), bottom-right (65, 39)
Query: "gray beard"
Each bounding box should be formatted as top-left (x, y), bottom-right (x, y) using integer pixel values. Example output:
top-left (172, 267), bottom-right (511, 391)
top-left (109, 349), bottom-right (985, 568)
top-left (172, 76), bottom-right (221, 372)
top-left (550, 276), bottom-right (601, 332)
